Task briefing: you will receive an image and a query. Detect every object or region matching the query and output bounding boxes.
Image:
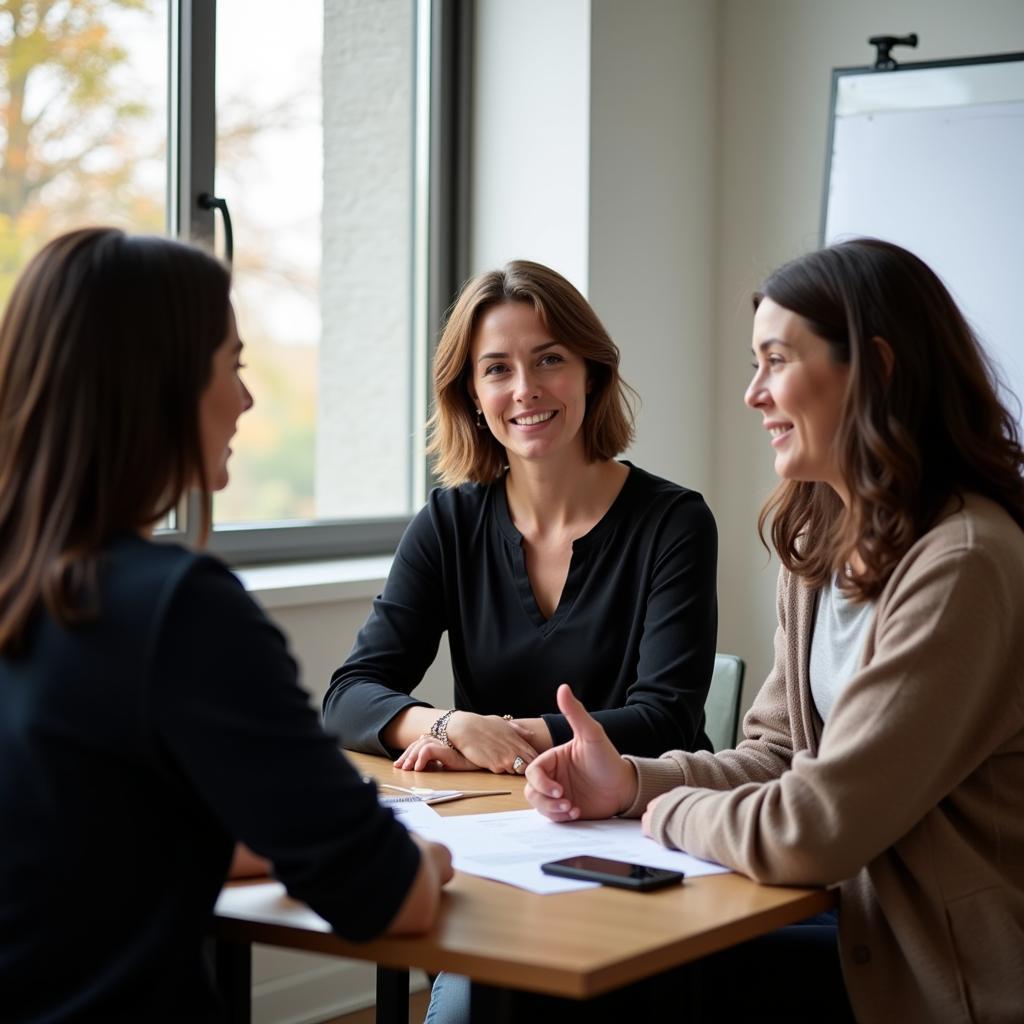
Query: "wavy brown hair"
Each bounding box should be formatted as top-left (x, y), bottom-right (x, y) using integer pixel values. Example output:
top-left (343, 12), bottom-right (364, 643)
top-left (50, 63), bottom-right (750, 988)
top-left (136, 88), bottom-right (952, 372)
top-left (426, 260), bottom-right (636, 486)
top-left (756, 238), bottom-right (1024, 599)
top-left (0, 228), bottom-right (230, 653)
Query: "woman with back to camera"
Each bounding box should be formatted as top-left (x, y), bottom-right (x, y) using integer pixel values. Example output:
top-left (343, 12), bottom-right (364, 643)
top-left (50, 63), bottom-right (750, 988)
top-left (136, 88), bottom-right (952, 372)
top-left (526, 239), bottom-right (1024, 1023)
top-left (0, 228), bottom-right (452, 1024)
top-left (323, 260), bottom-right (718, 774)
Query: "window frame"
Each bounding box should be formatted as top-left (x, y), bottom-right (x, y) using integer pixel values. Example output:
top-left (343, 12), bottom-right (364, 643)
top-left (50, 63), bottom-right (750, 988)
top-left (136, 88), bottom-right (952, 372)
top-left (163, 0), bottom-right (470, 565)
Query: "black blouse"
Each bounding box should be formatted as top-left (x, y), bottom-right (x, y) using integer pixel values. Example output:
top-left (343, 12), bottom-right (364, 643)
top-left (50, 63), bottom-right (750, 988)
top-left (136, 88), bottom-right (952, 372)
top-left (324, 463), bottom-right (718, 758)
top-left (0, 537), bottom-right (419, 1023)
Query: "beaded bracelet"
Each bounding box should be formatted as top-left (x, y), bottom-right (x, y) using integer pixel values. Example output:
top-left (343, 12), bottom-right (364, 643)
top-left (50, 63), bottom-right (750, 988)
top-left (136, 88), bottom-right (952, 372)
top-left (430, 708), bottom-right (457, 748)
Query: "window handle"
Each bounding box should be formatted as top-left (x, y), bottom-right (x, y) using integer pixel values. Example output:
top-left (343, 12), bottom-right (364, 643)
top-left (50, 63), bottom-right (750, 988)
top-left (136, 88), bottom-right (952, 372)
top-left (198, 192), bottom-right (234, 265)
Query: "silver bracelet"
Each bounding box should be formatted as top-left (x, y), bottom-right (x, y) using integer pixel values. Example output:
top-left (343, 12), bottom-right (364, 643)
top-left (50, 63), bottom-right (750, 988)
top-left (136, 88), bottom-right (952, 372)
top-left (430, 708), bottom-right (457, 748)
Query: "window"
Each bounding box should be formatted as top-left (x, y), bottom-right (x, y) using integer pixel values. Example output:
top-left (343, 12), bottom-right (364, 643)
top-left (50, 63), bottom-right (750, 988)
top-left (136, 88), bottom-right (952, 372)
top-left (0, 1), bottom-right (168, 303)
top-left (0, 0), bottom-right (468, 562)
top-left (191, 0), bottom-right (469, 563)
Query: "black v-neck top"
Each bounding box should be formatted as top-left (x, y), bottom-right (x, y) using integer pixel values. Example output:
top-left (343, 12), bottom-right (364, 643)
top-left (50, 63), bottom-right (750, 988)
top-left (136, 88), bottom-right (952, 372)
top-left (324, 463), bottom-right (717, 757)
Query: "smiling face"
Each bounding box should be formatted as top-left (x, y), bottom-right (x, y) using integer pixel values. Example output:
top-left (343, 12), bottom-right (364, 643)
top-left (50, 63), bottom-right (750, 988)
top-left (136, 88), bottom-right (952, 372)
top-left (198, 304), bottom-right (253, 491)
top-left (469, 301), bottom-right (590, 470)
top-left (746, 297), bottom-right (850, 498)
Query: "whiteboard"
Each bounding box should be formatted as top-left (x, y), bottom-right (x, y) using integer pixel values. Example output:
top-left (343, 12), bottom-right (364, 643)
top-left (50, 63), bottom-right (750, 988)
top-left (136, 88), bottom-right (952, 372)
top-left (823, 54), bottom-right (1024, 422)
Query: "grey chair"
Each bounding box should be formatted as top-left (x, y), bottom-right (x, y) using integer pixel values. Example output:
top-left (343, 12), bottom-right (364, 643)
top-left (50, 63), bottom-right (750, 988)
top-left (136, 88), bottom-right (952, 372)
top-left (703, 654), bottom-right (745, 752)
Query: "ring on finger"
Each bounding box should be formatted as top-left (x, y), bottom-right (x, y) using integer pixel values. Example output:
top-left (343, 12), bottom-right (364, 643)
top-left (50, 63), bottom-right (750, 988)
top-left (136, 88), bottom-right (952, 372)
top-left (512, 755), bottom-right (526, 774)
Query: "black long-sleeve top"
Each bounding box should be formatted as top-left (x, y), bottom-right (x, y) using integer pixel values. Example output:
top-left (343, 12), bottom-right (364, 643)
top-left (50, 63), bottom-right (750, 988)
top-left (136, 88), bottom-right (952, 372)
top-left (0, 537), bottom-right (420, 1024)
top-left (324, 463), bottom-right (718, 758)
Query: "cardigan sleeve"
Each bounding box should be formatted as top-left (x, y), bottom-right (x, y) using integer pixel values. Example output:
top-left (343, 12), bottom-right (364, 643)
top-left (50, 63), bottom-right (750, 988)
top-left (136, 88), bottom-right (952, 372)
top-left (322, 505), bottom-right (446, 755)
top-left (150, 559), bottom-right (421, 941)
top-left (620, 564), bottom-right (801, 815)
top-left (645, 540), bottom-right (1024, 885)
top-left (543, 493), bottom-right (719, 756)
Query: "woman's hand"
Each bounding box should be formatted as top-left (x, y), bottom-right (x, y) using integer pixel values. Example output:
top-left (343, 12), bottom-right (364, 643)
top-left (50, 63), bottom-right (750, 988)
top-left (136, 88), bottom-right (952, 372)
top-left (228, 842), bottom-right (271, 879)
top-left (443, 712), bottom-right (539, 774)
top-left (525, 684), bottom-right (638, 821)
top-left (393, 712), bottom-right (540, 774)
top-left (384, 834), bottom-right (454, 935)
top-left (641, 792), bottom-right (669, 837)
top-left (508, 716), bottom-right (554, 753)
top-left (415, 834), bottom-right (455, 885)
top-left (393, 734), bottom-right (477, 772)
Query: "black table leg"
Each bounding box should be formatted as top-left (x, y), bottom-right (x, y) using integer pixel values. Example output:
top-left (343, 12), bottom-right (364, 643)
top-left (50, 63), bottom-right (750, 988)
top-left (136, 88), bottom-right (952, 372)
top-left (213, 939), bottom-right (252, 1024)
top-left (376, 966), bottom-right (409, 1024)
top-left (469, 981), bottom-right (516, 1023)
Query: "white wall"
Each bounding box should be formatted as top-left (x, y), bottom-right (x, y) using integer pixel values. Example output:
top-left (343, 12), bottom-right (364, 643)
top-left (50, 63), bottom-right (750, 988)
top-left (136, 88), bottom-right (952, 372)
top-left (589, 0), bottom-right (719, 494)
top-left (471, 0), bottom-right (592, 291)
top-left (713, 0), bottom-right (1024, 709)
top-left (472, 0), bottom-right (719, 493)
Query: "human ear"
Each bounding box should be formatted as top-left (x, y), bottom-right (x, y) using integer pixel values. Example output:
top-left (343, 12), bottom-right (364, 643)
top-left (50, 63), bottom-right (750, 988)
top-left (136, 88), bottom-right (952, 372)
top-left (872, 336), bottom-right (895, 384)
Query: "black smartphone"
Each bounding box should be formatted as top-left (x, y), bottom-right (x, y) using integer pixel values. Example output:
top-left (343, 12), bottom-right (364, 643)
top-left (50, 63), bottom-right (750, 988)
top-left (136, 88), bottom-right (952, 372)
top-left (541, 855), bottom-right (685, 892)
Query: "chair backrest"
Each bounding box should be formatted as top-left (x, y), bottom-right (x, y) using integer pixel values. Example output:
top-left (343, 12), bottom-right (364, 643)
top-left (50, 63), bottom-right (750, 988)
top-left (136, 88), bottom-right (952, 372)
top-left (703, 654), bottom-right (745, 752)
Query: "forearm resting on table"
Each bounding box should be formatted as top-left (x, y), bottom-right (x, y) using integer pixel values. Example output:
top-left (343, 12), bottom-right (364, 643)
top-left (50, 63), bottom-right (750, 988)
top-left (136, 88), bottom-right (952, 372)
top-left (381, 705), bottom-right (445, 750)
top-left (384, 706), bottom-right (553, 753)
top-left (228, 838), bottom-right (448, 936)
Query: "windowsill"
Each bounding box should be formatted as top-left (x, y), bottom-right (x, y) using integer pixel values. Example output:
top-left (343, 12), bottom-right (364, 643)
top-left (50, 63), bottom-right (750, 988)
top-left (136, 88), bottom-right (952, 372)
top-left (236, 555), bottom-right (393, 610)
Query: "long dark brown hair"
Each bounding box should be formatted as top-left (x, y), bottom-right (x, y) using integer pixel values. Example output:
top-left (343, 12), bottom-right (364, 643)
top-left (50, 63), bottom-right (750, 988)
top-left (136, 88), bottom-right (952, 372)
top-left (757, 238), bottom-right (1024, 598)
top-left (426, 260), bottom-right (636, 486)
top-left (0, 227), bottom-right (231, 653)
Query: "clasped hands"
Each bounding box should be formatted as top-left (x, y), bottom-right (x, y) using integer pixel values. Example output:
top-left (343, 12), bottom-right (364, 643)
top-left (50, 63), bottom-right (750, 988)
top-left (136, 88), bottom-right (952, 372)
top-left (393, 711), bottom-right (552, 775)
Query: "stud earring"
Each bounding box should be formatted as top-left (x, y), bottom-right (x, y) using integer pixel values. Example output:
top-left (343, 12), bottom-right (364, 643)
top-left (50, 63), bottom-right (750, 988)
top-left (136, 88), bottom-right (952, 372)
top-left (475, 408), bottom-right (486, 430)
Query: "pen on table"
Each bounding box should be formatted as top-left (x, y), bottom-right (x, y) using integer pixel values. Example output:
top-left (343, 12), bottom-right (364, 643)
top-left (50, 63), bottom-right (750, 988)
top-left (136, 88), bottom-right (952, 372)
top-left (374, 782), bottom-right (511, 797)
top-left (362, 777), bottom-right (512, 799)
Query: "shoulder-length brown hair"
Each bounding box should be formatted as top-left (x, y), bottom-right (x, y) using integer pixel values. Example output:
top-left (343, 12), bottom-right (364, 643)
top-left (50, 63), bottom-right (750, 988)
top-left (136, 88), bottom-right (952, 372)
top-left (0, 227), bottom-right (231, 653)
top-left (426, 260), bottom-right (636, 486)
top-left (757, 237), bottom-right (1024, 599)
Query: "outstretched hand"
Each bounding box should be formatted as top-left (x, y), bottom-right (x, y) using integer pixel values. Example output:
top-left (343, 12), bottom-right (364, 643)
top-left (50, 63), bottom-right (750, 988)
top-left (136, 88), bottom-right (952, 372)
top-left (524, 684), bottom-right (638, 822)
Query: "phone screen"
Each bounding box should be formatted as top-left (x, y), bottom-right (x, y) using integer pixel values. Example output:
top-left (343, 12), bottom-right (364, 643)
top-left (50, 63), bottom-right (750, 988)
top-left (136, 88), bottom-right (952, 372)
top-left (541, 855), bottom-right (685, 891)
top-left (558, 856), bottom-right (659, 878)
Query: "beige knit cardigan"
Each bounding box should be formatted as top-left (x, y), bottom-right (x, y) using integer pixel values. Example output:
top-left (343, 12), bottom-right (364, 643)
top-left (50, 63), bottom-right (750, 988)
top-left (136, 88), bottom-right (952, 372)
top-left (624, 495), bottom-right (1024, 1023)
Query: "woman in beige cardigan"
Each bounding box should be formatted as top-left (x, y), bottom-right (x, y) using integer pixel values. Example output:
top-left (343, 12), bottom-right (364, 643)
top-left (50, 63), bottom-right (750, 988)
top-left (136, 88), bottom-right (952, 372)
top-left (526, 238), bottom-right (1024, 1024)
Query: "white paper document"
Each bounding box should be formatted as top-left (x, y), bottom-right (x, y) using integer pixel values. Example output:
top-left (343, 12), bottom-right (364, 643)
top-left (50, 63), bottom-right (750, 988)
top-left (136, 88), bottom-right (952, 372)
top-left (405, 808), bottom-right (729, 895)
top-left (216, 880), bottom-right (329, 931)
top-left (388, 797), bottom-right (444, 830)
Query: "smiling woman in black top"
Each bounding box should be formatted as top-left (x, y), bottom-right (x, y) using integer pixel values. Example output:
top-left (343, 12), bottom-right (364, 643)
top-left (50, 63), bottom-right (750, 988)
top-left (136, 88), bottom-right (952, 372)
top-left (324, 261), bottom-right (718, 773)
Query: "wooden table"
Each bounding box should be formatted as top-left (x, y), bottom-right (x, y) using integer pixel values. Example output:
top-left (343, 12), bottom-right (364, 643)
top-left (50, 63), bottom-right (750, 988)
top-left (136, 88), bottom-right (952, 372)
top-left (214, 752), bottom-right (835, 1023)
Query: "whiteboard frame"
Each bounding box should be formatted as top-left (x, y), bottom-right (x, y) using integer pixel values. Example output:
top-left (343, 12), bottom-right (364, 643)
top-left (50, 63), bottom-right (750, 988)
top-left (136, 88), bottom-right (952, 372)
top-left (820, 50), bottom-right (1024, 246)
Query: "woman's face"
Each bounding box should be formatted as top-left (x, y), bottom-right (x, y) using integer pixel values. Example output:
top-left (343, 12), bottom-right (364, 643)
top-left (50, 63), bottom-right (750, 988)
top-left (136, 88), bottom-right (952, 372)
top-left (468, 301), bottom-right (590, 470)
top-left (199, 304), bottom-right (253, 491)
top-left (745, 297), bottom-right (849, 499)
